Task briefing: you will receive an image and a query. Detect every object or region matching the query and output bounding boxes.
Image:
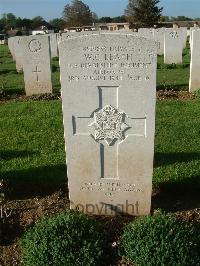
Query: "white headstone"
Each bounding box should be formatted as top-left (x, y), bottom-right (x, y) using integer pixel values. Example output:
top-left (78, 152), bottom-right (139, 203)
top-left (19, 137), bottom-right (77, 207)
top-left (8, 37), bottom-right (16, 60)
top-left (180, 27), bottom-right (188, 49)
top-left (189, 27), bottom-right (198, 45)
top-left (189, 30), bottom-right (200, 92)
top-left (138, 28), bottom-right (154, 39)
top-left (13, 36), bottom-right (23, 72)
top-left (21, 35), bottom-right (52, 96)
top-left (153, 28), bottom-right (165, 55)
top-left (59, 33), bottom-right (157, 216)
top-left (164, 29), bottom-right (183, 64)
top-left (49, 33), bottom-right (58, 57)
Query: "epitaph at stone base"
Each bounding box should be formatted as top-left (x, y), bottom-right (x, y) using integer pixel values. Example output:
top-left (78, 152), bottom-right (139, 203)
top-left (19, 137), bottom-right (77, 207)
top-left (59, 33), bottom-right (157, 216)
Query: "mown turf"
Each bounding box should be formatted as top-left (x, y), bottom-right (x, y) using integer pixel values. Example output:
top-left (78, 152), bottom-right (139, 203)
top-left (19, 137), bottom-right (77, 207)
top-left (0, 99), bottom-right (200, 196)
top-left (0, 41), bottom-right (191, 95)
top-left (0, 100), bottom-right (66, 188)
top-left (154, 100), bottom-right (200, 190)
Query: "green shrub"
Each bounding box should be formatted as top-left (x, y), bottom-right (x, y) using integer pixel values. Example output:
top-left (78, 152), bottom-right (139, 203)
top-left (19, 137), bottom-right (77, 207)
top-left (120, 211), bottom-right (200, 266)
top-left (194, 89), bottom-right (200, 99)
top-left (165, 63), bottom-right (177, 69)
top-left (21, 210), bottom-right (107, 266)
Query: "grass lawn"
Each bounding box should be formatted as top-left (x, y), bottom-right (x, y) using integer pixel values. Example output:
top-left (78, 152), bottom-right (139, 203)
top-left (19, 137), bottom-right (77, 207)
top-left (0, 42), bottom-right (191, 96)
top-left (0, 99), bottom-right (200, 205)
top-left (0, 100), bottom-right (66, 188)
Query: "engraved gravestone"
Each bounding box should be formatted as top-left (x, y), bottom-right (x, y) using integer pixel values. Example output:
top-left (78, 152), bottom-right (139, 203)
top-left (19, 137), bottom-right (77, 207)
top-left (59, 33), bottom-right (157, 216)
top-left (164, 28), bottom-right (183, 64)
top-left (189, 30), bottom-right (200, 92)
top-left (21, 35), bottom-right (52, 96)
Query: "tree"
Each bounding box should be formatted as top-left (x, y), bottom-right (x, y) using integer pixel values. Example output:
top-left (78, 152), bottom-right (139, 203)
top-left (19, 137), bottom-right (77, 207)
top-left (91, 12), bottom-right (98, 23)
top-left (31, 16), bottom-right (46, 29)
top-left (160, 16), bottom-right (170, 22)
top-left (49, 18), bottom-right (66, 30)
top-left (125, 0), bottom-right (163, 27)
top-left (171, 16), bottom-right (193, 21)
top-left (112, 15), bottom-right (127, 23)
top-left (1, 13), bottom-right (17, 29)
top-left (98, 17), bottom-right (113, 23)
top-left (22, 18), bottom-right (32, 29)
top-left (63, 0), bottom-right (93, 27)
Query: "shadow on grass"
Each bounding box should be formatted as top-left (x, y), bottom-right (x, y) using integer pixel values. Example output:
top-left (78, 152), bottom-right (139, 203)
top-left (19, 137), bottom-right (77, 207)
top-left (1, 164), bottom-right (67, 200)
top-left (0, 150), bottom-right (38, 161)
top-left (0, 88), bottom-right (25, 98)
top-left (154, 152), bottom-right (200, 167)
top-left (0, 69), bottom-right (17, 75)
top-left (152, 175), bottom-right (200, 212)
top-left (153, 152), bottom-right (200, 212)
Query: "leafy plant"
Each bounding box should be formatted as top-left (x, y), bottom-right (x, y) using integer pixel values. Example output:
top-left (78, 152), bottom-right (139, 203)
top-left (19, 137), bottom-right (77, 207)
top-left (120, 210), bottom-right (200, 266)
top-left (194, 88), bottom-right (200, 99)
top-left (0, 76), bottom-right (8, 95)
top-left (165, 63), bottom-right (177, 69)
top-left (21, 210), bottom-right (107, 266)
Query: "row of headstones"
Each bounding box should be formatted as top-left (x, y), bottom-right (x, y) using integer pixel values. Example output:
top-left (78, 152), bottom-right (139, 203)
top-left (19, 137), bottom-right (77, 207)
top-left (126, 27), bottom-right (200, 92)
top-left (138, 27), bottom-right (187, 63)
top-left (5, 32), bottom-right (199, 216)
top-left (7, 28), bottom-right (200, 97)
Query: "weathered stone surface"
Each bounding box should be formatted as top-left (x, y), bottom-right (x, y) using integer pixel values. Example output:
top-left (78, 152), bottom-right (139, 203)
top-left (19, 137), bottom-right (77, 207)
top-left (180, 27), bottom-right (187, 49)
top-left (49, 33), bottom-right (58, 57)
top-left (59, 33), bottom-right (157, 216)
top-left (138, 28), bottom-right (154, 39)
top-left (13, 36), bottom-right (23, 72)
top-left (189, 30), bottom-right (200, 92)
top-left (164, 28), bottom-right (183, 64)
top-left (8, 37), bottom-right (16, 60)
top-left (21, 35), bottom-right (52, 96)
top-left (153, 28), bottom-right (164, 55)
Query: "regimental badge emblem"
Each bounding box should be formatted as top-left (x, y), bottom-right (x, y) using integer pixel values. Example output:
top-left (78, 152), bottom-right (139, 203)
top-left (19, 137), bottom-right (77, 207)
top-left (170, 31), bottom-right (179, 39)
top-left (89, 105), bottom-right (130, 146)
top-left (28, 39), bottom-right (42, 53)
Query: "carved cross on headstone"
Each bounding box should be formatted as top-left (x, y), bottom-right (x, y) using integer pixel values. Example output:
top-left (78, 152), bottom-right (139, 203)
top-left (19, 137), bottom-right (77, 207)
top-left (32, 65), bottom-right (41, 82)
top-left (73, 87), bottom-right (146, 179)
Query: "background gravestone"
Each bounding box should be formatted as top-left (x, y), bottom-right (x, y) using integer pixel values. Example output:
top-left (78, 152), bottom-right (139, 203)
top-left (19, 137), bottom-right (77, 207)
top-left (153, 28), bottom-right (164, 55)
top-left (138, 28), bottom-right (154, 39)
top-left (59, 33), bottom-right (157, 216)
top-left (13, 36), bottom-right (23, 72)
top-left (8, 37), bottom-right (16, 60)
top-left (164, 28), bottom-right (183, 64)
top-left (49, 33), bottom-right (58, 58)
top-left (21, 35), bottom-right (52, 96)
top-left (180, 27), bottom-right (188, 49)
top-left (189, 30), bottom-right (200, 92)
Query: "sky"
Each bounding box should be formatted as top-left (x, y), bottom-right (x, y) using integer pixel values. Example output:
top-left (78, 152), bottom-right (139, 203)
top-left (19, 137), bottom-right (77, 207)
top-left (0, 0), bottom-right (200, 21)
